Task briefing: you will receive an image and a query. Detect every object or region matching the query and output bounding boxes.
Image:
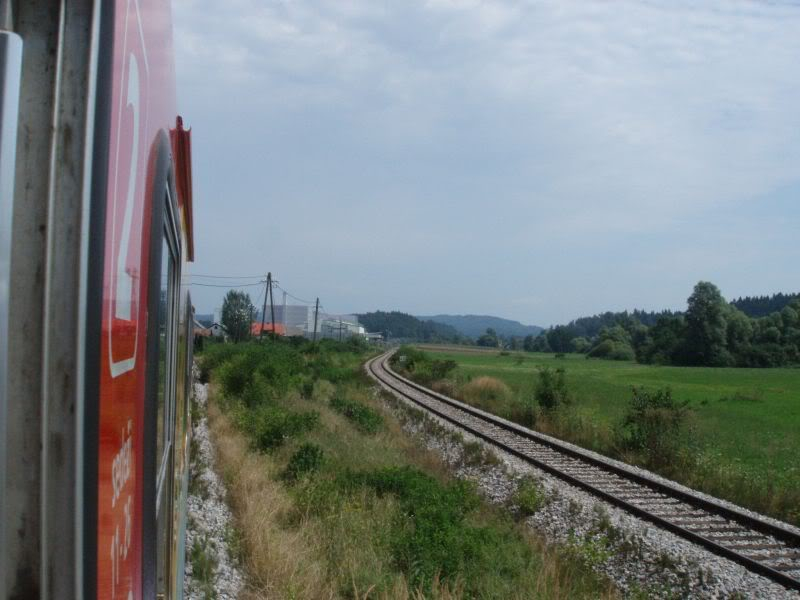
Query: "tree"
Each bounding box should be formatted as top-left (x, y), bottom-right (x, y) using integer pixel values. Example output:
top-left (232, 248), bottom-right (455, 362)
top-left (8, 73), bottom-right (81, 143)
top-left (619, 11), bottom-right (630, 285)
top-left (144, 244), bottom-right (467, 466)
top-left (476, 328), bottom-right (499, 348)
top-left (724, 306), bottom-right (753, 364)
top-left (221, 290), bottom-right (254, 343)
top-left (587, 325), bottom-right (635, 361)
top-left (681, 281), bottom-right (732, 366)
top-left (530, 333), bottom-right (552, 352)
top-left (523, 334), bottom-right (536, 352)
top-left (546, 325), bottom-right (575, 353)
top-left (639, 316), bottom-right (685, 364)
top-left (571, 336), bottom-right (591, 353)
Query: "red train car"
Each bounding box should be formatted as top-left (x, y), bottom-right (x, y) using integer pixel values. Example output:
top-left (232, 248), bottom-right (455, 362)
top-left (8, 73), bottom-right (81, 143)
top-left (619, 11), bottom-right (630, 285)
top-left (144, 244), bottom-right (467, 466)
top-left (0, 2), bottom-right (194, 598)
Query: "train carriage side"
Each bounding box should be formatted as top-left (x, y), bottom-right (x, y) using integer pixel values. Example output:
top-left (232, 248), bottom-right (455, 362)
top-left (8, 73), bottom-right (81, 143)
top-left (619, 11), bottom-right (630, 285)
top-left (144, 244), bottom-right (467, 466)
top-left (0, 2), bottom-right (194, 599)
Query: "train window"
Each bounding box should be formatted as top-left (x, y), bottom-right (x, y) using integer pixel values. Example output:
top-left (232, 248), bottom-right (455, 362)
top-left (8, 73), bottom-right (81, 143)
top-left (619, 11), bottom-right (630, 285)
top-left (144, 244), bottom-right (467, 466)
top-left (156, 234), bottom-right (171, 485)
top-left (156, 186), bottom-right (181, 599)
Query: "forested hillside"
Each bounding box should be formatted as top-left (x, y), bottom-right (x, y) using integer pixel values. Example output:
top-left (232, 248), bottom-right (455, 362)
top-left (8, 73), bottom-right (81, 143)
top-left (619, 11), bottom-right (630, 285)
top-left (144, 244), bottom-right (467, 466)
top-left (358, 311), bottom-right (464, 342)
top-left (731, 293), bottom-right (800, 318)
top-left (420, 314), bottom-right (543, 339)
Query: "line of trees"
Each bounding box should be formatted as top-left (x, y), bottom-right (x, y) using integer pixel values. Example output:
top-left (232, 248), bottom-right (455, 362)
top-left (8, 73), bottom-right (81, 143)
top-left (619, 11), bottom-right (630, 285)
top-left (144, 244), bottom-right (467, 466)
top-left (525, 282), bottom-right (800, 368)
top-left (731, 292), bottom-right (800, 318)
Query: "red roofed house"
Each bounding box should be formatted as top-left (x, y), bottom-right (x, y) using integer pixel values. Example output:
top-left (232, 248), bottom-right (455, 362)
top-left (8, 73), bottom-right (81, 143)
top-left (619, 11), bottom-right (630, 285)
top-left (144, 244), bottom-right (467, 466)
top-left (251, 322), bottom-right (286, 337)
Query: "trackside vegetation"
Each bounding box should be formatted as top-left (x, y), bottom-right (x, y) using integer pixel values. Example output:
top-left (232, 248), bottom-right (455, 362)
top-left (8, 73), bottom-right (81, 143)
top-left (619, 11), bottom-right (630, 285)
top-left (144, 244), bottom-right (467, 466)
top-left (199, 338), bottom-right (618, 599)
top-left (395, 346), bottom-right (800, 526)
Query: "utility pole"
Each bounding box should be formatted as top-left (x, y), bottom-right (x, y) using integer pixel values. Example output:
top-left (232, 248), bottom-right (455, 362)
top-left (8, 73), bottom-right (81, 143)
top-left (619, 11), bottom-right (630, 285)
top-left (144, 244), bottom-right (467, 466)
top-left (268, 272), bottom-right (276, 339)
top-left (259, 274), bottom-right (269, 340)
top-left (338, 319), bottom-right (344, 342)
top-left (282, 290), bottom-right (287, 332)
top-left (312, 298), bottom-right (319, 343)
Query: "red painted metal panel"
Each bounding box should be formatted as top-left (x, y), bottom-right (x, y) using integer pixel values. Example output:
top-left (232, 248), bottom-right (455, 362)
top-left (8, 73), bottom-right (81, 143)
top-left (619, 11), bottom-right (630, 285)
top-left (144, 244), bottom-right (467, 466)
top-left (96, 1), bottom-right (179, 598)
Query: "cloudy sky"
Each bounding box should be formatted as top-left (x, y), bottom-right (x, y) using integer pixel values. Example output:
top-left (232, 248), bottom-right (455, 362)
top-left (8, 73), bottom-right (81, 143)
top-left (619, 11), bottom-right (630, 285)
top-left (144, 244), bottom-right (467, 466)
top-left (173, 0), bottom-right (800, 326)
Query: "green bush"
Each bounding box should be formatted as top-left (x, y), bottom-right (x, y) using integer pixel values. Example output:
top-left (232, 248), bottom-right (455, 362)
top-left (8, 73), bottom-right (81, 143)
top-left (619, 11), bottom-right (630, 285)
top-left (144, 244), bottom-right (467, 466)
top-left (512, 477), bottom-right (547, 516)
top-left (330, 393), bottom-right (383, 433)
top-left (391, 345), bottom-right (429, 372)
top-left (616, 387), bottom-right (689, 468)
top-left (587, 339), bottom-right (635, 361)
top-left (339, 466), bottom-right (530, 593)
top-left (430, 359), bottom-right (458, 380)
top-left (534, 367), bottom-right (570, 411)
top-left (198, 343), bottom-right (237, 383)
top-left (215, 342), bottom-right (307, 403)
top-left (245, 404), bottom-right (320, 452)
top-left (282, 443), bottom-right (325, 483)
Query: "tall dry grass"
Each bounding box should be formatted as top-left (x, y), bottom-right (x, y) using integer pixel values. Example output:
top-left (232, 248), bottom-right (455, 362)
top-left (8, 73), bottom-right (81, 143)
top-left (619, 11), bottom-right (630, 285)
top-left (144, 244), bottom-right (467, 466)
top-left (208, 402), bottom-right (335, 599)
top-left (460, 376), bottom-right (512, 410)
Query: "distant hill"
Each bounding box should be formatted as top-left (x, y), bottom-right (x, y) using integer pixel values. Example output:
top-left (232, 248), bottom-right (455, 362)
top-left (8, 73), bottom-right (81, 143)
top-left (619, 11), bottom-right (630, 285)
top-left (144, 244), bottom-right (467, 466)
top-left (731, 293), bottom-right (800, 319)
top-left (419, 314), bottom-right (543, 339)
top-left (357, 311), bottom-right (463, 342)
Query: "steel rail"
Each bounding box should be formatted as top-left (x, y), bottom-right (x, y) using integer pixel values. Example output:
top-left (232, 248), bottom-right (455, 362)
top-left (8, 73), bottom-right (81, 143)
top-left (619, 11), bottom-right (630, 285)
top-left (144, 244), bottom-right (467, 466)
top-left (366, 351), bottom-right (800, 592)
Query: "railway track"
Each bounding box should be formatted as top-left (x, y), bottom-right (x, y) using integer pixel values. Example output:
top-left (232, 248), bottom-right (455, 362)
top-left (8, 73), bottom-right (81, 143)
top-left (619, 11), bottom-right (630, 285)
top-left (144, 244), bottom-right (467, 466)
top-left (366, 351), bottom-right (800, 592)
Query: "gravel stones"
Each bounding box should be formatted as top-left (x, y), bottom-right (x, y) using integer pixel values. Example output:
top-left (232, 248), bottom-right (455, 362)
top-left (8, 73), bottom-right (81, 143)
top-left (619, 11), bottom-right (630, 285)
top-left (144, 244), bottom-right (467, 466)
top-left (184, 376), bottom-right (245, 600)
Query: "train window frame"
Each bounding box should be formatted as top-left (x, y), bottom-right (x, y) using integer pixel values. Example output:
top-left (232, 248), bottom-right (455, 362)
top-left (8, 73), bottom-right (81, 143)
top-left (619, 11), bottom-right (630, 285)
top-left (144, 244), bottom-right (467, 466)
top-left (155, 185), bottom-right (181, 516)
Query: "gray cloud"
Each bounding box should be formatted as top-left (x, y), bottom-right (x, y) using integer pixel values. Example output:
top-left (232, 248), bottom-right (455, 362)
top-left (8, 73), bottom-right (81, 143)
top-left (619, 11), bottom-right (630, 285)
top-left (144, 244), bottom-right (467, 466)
top-left (174, 0), bottom-right (800, 326)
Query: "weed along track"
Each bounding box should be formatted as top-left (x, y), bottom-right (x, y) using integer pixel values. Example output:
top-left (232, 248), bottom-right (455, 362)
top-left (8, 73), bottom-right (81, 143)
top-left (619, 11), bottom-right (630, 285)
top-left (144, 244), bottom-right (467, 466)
top-left (367, 351), bottom-right (800, 592)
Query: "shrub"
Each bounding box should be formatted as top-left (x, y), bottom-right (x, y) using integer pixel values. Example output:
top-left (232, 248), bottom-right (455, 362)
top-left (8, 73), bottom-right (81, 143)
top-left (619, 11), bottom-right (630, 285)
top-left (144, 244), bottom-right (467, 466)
top-left (240, 373), bottom-right (273, 408)
top-left (462, 376), bottom-right (511, 407)
top-left (330, 393), bottom-right (383, 434)
top-left (245, 405), bottom-right (320, 452)
top-left (534, 367), bottom-right (570, 411)
top-left (391, 345), bottom-right (429, 372)
top-left (616, 387), bottom-right (689, 468)
top-left (512, 478), bottom-right (547, 516)
top-left (198, 343), bottom-right (237, 383)
top-left (310, 379), bottom-right (335, 403)
top-left (216, 353), bottom-right (255, 397)
top-left (587, 339), bottom-right (635, 361)
top-left (282, 443), bottom-right (325, 483)
top-left (460, 440), bottom-right (500, 468)
top-left (430, 359), bottom-right (457, 380)
top-left (339, 467), bottom-right (522, 593)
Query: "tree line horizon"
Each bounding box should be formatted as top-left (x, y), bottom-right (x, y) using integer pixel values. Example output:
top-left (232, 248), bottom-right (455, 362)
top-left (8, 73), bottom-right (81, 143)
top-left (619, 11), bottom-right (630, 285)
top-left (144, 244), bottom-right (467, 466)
top-left (360, 285), bottom-right (800, 368)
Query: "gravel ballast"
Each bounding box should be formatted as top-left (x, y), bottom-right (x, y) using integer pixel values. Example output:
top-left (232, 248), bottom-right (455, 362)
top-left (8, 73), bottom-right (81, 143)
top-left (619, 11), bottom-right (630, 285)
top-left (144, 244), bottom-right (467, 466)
top-left (370, 364), bottom-right (800, 599)
top-left (184, 376), bottom-right (245, 600)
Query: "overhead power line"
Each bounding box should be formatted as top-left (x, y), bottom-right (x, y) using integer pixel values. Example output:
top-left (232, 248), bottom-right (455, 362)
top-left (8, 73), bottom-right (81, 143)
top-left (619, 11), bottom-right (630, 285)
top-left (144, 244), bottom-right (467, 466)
top-left (191, 273), bottom-right (264, 279)
top-left (190, 281), bottom-right (264, 288)
top-left (273, 283), bottom-right (315, 305)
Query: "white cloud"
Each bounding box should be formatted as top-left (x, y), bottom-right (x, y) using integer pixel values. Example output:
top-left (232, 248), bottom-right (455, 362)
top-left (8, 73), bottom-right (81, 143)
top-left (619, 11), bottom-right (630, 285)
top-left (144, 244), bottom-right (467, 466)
top-left (173, 0), bottom-right (800, 323)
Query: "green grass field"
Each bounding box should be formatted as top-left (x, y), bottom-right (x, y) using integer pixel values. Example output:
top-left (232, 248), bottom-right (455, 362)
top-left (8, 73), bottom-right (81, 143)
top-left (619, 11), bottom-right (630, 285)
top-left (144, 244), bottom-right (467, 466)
top-left (417, 345), bottom-right (800, 523)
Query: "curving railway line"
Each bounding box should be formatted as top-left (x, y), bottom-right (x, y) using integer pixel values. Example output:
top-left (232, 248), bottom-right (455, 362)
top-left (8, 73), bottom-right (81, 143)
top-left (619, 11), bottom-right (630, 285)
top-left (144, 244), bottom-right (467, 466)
top-left (366, 351), bottom-right (800, 592)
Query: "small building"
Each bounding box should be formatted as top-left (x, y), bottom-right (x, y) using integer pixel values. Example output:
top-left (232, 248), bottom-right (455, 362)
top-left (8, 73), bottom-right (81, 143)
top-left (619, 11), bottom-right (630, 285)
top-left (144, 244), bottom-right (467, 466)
top-left (193, 319), bottom-right (212, 338)
top-left (208, 323), bottom-right (226, 338)
top-left (319, 319), bottom-right (366, 341)
top-left (251, 322), bottom-right (287, 337)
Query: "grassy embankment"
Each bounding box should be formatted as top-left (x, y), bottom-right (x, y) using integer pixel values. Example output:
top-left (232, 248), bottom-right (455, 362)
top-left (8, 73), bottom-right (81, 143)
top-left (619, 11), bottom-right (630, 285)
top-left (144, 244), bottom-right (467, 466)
top-left (406, 345), bottom-right (800, 526)
top-left (196, 339), bottom-right (618, 599)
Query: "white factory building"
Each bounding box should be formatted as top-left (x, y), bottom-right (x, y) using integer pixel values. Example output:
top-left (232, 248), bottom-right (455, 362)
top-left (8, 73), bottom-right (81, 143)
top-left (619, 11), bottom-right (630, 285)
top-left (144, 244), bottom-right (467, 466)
top-left (255, 304), bottom-right (365, 340)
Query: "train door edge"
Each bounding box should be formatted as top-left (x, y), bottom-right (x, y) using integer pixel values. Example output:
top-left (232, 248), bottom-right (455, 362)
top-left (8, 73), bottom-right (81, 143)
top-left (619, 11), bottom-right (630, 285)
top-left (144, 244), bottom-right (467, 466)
top-left (143, 131), bottom-right (181, 600)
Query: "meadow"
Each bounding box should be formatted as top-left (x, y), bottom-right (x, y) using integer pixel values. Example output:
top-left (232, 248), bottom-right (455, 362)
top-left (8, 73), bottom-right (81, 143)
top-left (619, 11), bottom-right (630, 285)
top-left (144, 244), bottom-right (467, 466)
top-left (416, 345), bottom-right (800, 525)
